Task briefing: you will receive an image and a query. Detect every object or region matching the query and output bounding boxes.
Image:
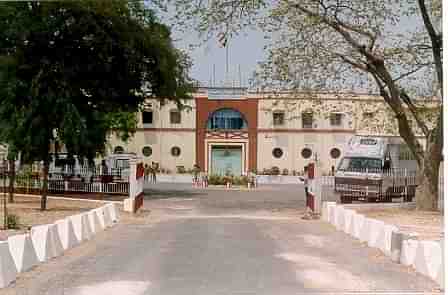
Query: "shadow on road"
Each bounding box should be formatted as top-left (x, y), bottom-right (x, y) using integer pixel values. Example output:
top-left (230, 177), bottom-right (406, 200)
top-left (144, 188), bottom-right (207, 200)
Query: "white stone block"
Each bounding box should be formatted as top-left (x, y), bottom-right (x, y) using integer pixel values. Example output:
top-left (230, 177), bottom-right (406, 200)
top-left (55, 218), bottom-right (79, 251)
top-left (322, 202), bottom-right (335, 222)
top-left (7, 234), bottom-right (39, 273)
top-left (413, 240), bottom-right (442, 280)
top-left (0, 241), bottom-right (17, 288)
top-left (400, 238), bottom-right (419, 266)
top-left (31, 224), bottom-right (56, 262)
top-left (380, 224), bottom-right (399, 256)
top-left (368, 219), bottom-right (385, 248)
top-left (350, 213), bottom-right (365, 240)
top-left (123, 198), bottom-right (134, 213)
top-left (360, 218), bottom-right (373, 243)
top-left (335, 206), bottom-right (345, 231)
top-left (93, 207), bottom-right (106, 229)
top-left (88, 209), bottom-right (103, 234)
top-left (70, 213), bottom-right (93, 242)
top-left (343, 209), bottom-right (355, 234)
top-left (328, 204), bottom-right (337, 226)
top-left (49, 224), bottom-right (64, 258)
top-left (102, 205), bottom-right (113, 228)
top-left (436, 260), bottom-right (444, 289)
top-left (107, 203), bottom-right (119, 223)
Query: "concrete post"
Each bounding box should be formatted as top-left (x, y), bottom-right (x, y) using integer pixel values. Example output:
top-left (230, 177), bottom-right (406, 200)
top-left (390, 231), bottom-right (418, 263)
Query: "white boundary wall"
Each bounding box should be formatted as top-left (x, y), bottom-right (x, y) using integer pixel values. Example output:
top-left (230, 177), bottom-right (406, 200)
top-left (0, 241), bottom-right (17, 288)
top-left (322, 201), bottom-right (444, 288)
top-left (8, 234), bottom-right (39, 273)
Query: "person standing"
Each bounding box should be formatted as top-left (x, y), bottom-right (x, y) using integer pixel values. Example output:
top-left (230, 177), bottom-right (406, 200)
top-left (144, 164), bottom-right (150, 183)
top-left (192, 164), bottom-right (200, 187)
top-left (150, 162), bottom-right (157, 184)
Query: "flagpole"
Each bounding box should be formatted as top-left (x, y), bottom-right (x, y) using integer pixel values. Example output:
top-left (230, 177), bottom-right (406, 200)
top-left (225, 43), bottom-right (229, 86)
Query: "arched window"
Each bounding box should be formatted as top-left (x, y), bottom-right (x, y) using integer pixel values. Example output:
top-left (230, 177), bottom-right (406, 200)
top-left (207, 108), bottom-right (248, 130)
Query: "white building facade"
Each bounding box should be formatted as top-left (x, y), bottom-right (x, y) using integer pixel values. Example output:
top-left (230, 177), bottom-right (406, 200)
top-left (108, 88), bottom-right (430, 175)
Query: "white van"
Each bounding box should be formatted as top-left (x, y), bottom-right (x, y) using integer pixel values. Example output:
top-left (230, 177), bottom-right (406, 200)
top-left (334, 136), bottom-right (418, 203)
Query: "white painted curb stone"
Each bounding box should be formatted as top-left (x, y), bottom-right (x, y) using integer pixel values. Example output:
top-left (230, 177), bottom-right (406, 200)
top-left (0, 241), bottom-right (17, 288)
top-left (107, 203), bottom-right (119, 223)
top-left (335, 206), bottom-right (345, 231)
top-left (102, 206), bottom-right (113, 228)
top-left (55, 218), bottom-right (78, 251)
top-left (343, 209), bottom-right (355, 234)
top-left (328, 204), bottom-right (337, 226)
top-left (88, 209), bottom-right (103, 234)
top-left (322, 202), bottom-right (335, 222)
top-left (351, 213), bottom-right (365, 240)
top-left (368, 219), bottom-right (385, 248)
top-left (31, 224), bottom-right (55, 262)
top-left (360, 218), bottom-right (373, 243)
top-left (49, 224), bottom-right (64, 258)
top-left (380, 224), bottom-right (399, 256)
top-left (93, 207), bottom-right (106, 229)
top-left (413, 240), bottom-right (442, 280)
top-left (400, 238), bottom-right (419, 266)
top-left (70, 213), bottom-right (93, 242)
top-left (7, 234), bottom-right (39, 273)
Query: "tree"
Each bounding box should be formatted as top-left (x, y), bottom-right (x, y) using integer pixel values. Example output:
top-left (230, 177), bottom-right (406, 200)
top-left (0, 1), bottom-right (193, 210)
top-left (168, 0), bottom-right (442, 210)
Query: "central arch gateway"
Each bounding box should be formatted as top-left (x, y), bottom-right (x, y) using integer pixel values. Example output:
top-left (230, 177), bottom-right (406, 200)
top-left (196, 98), bottom-right (258, 175)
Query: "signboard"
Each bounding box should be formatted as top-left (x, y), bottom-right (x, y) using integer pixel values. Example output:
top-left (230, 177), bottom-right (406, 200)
top-left (345, 136), bottom-right (385, 159)
top-left (207, 87), bottom-right (247, 100)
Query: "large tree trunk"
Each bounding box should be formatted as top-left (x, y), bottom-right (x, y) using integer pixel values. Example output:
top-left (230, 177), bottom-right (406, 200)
top-left (8, 159), bottom-right (15, 203)
top-left (40, 159), bottom-right (49, 211)
top-left (415, 119), bottom-right (442, 210)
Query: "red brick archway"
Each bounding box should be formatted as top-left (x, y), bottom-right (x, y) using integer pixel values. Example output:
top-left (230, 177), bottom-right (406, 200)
top-left (195, 98), bottom-right (258, 173)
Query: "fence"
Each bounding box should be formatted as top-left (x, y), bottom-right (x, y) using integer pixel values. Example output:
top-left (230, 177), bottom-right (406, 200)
top-left (0, 170), bottom-right (129, 196)
top-left (331, 168), bottom-right (418, 203)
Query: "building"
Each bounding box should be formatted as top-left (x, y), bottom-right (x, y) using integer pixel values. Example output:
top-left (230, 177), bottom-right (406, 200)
top-left (108, 87), bottom-right (431, 175)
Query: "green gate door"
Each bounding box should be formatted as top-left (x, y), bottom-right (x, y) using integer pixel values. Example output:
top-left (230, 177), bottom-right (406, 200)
top-left (211, 146), bottom-right (242, 176)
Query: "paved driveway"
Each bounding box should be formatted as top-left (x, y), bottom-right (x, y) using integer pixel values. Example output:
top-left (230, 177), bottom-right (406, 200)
top-left (3, 184), bottom-right (439, 294)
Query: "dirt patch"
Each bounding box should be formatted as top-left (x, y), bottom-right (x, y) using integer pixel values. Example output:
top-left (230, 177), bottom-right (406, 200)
top-left (0, 195), bottom-right (107, 240)
top-left (358, 207), bottom-right (443, 241)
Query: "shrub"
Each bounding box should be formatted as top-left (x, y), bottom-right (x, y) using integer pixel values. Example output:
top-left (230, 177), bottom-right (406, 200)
top-left (176, 166), bottom-right (186, 174)
top-left (7, 214), bottom-right (20, 229)
top-left (282, 168), bottom-right (289, 176)
top-left (271, 166), bottom-right (280, 175)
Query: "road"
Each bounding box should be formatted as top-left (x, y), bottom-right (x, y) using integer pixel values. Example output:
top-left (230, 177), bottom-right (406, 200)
top-left (2, 183), bottom-right (439, 294)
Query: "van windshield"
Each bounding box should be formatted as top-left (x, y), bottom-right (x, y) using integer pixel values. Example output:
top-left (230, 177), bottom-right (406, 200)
top-left (337, 157), bottom-right (382, 171)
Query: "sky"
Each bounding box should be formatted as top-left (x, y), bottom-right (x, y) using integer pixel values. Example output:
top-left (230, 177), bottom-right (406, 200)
top-left (152, 2), bottom-right (269, 88)
top-left (171, 28), bottom-right (269, 88)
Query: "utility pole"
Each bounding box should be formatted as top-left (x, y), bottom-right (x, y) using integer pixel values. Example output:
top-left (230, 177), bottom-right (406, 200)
top-left (213, 64), bottom-right (216, 87)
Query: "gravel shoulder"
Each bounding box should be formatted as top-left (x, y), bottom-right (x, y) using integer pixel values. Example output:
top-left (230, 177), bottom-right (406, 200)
top-left (358, 207), bottom-right (443, 241)
top-left (0, 195), bottom-right (106, 240)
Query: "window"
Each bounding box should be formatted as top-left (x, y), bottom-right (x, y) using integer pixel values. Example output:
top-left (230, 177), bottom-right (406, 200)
top-left (142, 146), bottom-right (152, 157)
top-left (142, 111), bottom-right (153, 124)
top-left (273, 112), bottom-right (285, 126)
top-left (171, 146), bottom-right (181, 157)
top-left (207, 108), bottom-right (248, 130)
top-left (330, 113), bottom-right (343, 126)
top-left (302, 112), bottom-right (313, 128)
top-left (301, 148), bottom-right (312, 159)
top-left (363, 112), bottom-right (374, 119)
top-left (170, 110), bottom-right (181, 124)
top-left (272, 148), bottom-right (283, 158)
top-left (114, 146), bottom-right (124, 154)
top-left (337, 157), bottom-right (382, 171)
top-left (330, 148), bottom-right (341, 159)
